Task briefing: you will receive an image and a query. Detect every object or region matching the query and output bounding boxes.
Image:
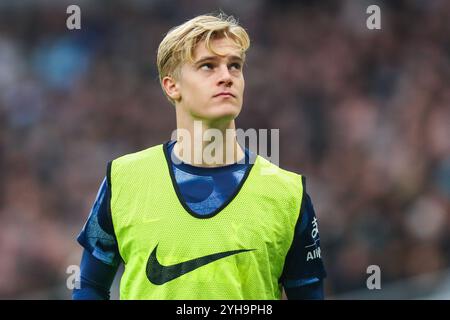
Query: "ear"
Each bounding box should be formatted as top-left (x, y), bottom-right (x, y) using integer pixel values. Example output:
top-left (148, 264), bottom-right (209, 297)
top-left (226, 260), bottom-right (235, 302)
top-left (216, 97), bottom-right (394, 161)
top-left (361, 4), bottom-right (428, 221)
top-left (162, 76), bottom-right (181, 102)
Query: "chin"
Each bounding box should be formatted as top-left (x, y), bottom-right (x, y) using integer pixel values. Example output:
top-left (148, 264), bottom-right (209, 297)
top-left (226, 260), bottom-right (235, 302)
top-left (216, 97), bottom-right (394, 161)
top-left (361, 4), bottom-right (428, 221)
top-left (191, 102), bottom-right (242, 123)
top-left (209, 103), bottom-right (241, 120)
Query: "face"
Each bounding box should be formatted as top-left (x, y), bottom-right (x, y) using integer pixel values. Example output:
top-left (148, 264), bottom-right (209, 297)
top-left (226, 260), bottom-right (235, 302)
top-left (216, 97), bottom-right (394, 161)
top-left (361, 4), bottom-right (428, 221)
top-left (166, 37), bottom-right (245, 123)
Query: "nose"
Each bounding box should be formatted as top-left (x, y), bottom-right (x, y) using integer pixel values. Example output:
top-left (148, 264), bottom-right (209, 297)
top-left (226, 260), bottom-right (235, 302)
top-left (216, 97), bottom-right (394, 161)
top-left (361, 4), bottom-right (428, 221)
top-left (217, 64), bottom-right (233, 87)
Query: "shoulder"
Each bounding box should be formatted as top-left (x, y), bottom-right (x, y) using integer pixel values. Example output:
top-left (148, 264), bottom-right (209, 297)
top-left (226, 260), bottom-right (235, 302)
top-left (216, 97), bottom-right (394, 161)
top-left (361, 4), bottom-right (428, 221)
top-left (254, 154), bottom-right (305, 192)
top-left (112, 144), bottom-right (164, 166)
top-left (250, 155), bottom-right (308, 216)
top-left (107, 144), bottom-right (167, 188)
top-left (109, 143), bottom-right (165, 175)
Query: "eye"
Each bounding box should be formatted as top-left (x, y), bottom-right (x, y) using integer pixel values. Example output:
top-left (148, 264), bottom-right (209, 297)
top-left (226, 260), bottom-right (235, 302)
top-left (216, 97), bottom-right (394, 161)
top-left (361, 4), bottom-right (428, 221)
top-left (229, 63), bottom-right (242, 71)
top-left (200, 63), bottom-right (214, 71)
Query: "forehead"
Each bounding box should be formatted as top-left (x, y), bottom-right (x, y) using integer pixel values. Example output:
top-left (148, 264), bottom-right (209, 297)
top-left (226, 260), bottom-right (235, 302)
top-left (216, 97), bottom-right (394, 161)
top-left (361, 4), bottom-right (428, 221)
top-left (192, 37), bottom-right (243, 61)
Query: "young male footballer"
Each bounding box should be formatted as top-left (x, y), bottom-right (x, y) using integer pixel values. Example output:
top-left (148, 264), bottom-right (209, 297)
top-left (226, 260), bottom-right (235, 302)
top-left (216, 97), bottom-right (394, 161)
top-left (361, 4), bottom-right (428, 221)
top-left (73, 13), bottom-right (326, 300)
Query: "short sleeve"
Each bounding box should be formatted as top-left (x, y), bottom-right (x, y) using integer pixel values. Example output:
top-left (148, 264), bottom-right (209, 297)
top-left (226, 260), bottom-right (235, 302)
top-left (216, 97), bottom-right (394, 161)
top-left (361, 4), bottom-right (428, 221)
top-left (280, 178), bottom-right (327, 288)
top-left (77, 176), bottom-right (121, 267)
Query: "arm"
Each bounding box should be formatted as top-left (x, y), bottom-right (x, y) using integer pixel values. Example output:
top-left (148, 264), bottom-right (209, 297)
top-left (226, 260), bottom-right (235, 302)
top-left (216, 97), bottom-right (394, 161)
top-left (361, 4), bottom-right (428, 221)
top-left (72, 249), bottom-right (119, 300)
top-left (285, 280), bottom-right (324, 300)
top-left (280, 177), bottom-right (327, 300)
top-left (74, 175), bottom-right (122, 299)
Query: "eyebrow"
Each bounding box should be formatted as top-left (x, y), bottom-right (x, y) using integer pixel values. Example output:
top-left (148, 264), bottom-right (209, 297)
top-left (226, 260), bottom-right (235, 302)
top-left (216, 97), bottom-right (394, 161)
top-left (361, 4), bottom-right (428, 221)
top-left (194, 55), bottom-right (244, 66)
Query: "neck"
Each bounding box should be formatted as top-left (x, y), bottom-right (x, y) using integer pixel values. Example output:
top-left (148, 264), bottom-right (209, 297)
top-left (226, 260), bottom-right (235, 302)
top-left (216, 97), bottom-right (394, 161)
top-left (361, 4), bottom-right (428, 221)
top-left (173, 114), bottom-right (244, 168)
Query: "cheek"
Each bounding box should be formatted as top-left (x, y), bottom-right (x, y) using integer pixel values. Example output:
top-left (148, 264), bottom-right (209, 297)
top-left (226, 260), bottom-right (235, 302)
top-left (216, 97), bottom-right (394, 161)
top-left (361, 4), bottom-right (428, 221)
top-left (237, 76), bottom-right (245, 91)
top-left (237, 78), bottom-right (245, 100)
top-left (182, 83), bottom-right (209, 106)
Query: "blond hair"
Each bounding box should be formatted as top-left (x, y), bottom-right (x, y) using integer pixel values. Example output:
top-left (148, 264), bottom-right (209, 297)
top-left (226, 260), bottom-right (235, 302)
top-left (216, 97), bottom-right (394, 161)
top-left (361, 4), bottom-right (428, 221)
top-left (157, 13), bottom-right (250, 104)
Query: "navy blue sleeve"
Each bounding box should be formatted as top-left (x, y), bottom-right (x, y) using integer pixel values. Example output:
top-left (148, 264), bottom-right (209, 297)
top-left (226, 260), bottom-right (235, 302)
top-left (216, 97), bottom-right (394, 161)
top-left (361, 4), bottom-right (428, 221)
top-left (280, 177), bottom-right (326, 294)
top-left (72, 249), bottom-right (119, 300)
top-left (77, 177), bottom-right (122, 267)
top-left (285, 280), bottom-right (324, 300)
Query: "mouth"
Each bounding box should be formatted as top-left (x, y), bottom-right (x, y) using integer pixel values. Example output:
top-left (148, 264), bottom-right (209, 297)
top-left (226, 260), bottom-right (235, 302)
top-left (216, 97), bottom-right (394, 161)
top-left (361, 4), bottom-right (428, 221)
top-left (213, 92), bottom-right (235, 98)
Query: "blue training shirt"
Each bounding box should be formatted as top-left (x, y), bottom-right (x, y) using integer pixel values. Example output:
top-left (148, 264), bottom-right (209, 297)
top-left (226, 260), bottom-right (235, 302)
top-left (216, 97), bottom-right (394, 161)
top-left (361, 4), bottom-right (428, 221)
top-left (77, 141), bottom-right (327, 291)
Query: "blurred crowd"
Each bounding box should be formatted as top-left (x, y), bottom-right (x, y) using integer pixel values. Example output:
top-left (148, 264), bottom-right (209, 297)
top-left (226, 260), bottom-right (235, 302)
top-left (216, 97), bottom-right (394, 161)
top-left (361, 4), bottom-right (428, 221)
top-left (0, 0), bottom-right (449, 298)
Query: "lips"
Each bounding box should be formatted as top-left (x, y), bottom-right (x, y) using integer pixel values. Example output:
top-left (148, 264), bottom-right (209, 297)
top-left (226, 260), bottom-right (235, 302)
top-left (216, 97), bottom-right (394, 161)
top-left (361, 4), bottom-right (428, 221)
top-left (214, 92), bottom-right (235, 98)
